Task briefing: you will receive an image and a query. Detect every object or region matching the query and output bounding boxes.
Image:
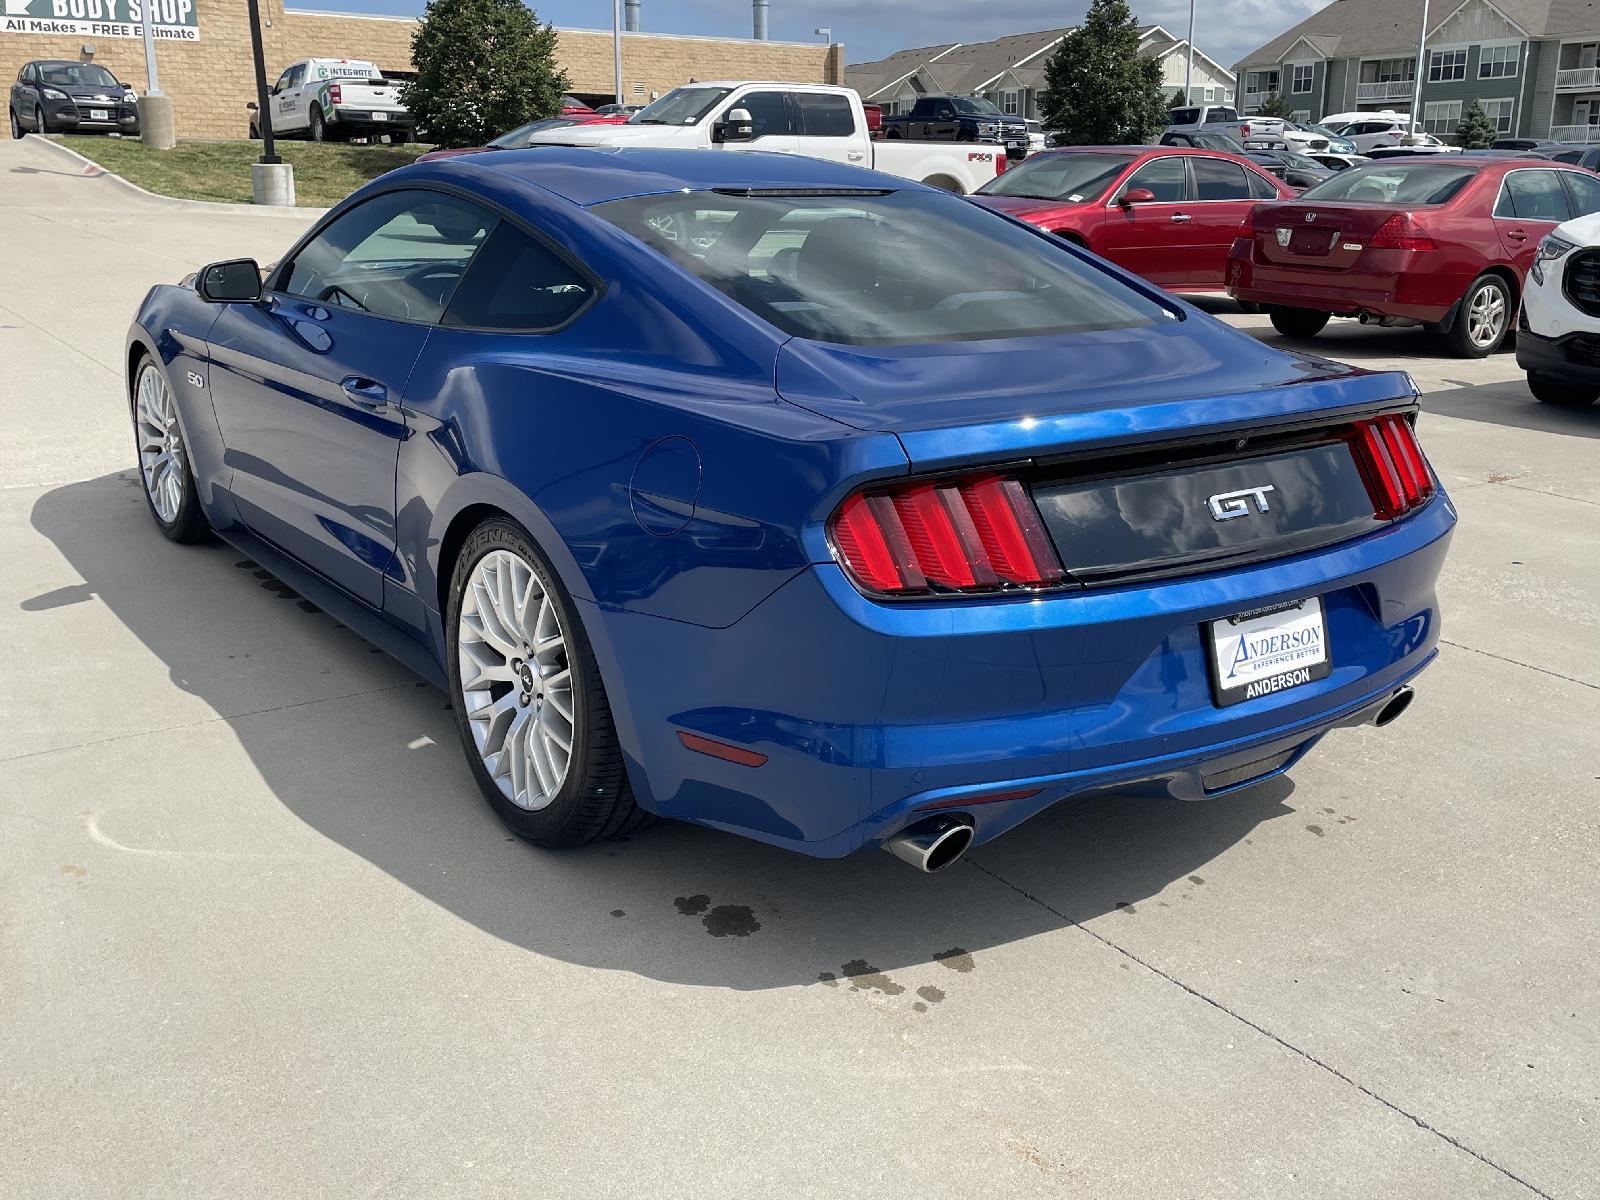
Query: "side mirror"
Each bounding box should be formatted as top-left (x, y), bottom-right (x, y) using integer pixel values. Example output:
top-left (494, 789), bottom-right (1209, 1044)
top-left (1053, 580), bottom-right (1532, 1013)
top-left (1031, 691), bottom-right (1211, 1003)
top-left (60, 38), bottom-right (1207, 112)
top-left (716, 106), bottom-right (755, 142)
top-left (246, 101), bottom-right (258, 112)
top-left (1119, 187), bottom-right (1157, 206)
top-left (198, 259), bottom-right (264, 304)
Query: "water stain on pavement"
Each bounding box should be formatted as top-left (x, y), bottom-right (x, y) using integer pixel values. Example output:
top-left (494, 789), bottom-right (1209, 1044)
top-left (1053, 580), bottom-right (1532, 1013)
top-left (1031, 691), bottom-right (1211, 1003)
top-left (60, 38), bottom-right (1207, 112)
top-left (1306, 824), bottom-right (1325, 837)
top-left (673, 894), bottom-right (761, 937)
top-left (673, 894), bottom-right (710, 916)
top-left (59, 864), bottom-right (86, 877)
top-left (839, 959), bottom-right (905, 996)
top-left (933, 947), bottom-right (976, 972)
top-left (916, 985), bottom-right (945, 1004)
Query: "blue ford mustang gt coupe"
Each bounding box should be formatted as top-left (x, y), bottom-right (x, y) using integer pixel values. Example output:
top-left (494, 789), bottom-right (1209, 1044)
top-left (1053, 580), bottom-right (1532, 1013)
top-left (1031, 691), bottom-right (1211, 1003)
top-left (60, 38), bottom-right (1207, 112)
top-left (125, 147), bottom-right (1453, 872)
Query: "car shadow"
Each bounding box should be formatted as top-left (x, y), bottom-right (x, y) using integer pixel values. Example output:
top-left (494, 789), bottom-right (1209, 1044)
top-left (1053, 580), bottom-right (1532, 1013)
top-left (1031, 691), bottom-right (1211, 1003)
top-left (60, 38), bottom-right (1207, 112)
top-left (1420, 377), bottom-right (1600, 438)
top-left (28, 471), bottom-right (1298, 992)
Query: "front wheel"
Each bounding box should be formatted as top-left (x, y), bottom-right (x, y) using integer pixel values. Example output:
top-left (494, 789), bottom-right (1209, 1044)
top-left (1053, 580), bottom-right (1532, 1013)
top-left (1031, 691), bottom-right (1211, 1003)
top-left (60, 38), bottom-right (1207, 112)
top-left (9, 108), bottom-right (22, 139)
top-left (1444, 274), bottom-right (1511, 358)
top-left (1527, 371), bottom-right (1600, 407)
top-left (34, 105), bottom-right (47, 135)
top-left (446, 518), bottom-right (649, 847)
top-left (131, 356), bottom-right (207, 543)
top-left (1269, 306), bottom-right (1331, 339)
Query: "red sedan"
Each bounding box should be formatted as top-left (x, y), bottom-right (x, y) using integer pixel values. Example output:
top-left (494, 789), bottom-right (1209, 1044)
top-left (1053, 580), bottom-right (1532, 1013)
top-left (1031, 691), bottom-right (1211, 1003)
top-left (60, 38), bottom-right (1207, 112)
top-left (1228, 155), bottom-right (1600, 357)
top-left (970, 146), bottom-right (1294, 292)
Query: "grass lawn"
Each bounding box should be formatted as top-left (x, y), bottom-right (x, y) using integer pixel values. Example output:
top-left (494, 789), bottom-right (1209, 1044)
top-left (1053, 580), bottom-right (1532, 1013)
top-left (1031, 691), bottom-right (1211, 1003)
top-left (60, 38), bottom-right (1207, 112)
top-left (51, 136), bottom-right (429, 207)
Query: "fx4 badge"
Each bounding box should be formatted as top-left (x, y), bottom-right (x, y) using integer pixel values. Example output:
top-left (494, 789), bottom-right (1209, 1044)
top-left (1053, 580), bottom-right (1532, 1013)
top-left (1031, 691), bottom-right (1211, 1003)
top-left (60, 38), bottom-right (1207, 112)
top-left (1207, 485), bottom-right (1276, 521)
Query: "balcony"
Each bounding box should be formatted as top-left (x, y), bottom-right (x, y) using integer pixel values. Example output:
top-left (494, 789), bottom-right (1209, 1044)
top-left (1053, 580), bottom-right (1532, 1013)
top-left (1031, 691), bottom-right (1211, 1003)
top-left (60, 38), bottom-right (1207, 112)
top-left (1357, 80), bottom-right (1415, 101)
top-left (1556, 67), bottom-right (1600, 91)
top-left (1550, 124), bottom-right (1600, 142)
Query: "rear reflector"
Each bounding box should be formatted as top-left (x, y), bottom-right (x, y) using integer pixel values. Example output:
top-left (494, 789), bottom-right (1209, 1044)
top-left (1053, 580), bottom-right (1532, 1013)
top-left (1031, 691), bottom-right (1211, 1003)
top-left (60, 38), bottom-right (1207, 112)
top-left (677, 731), bottom-right (767, 768)
top-left (920, 786), bottom-right (1043, 811)
top-left (1346, 413), bottom-right (1433, 520)
top-left (830, 472), bottom-right (1065, 596)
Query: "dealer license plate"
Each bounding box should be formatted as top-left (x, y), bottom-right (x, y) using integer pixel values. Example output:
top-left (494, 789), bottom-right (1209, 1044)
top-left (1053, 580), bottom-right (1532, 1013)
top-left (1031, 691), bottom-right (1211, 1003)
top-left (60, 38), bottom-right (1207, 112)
top-left (371, 112), bottom-right (388, 121)
top-left (90, 109), bottom-right (109, 121)
top-left (1207, 597), bottom-right (1330, 707)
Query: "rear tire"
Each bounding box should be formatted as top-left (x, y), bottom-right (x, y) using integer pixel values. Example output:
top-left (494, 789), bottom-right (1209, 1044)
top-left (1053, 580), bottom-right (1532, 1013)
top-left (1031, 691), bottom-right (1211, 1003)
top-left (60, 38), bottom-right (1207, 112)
top-left (1527, 371), bottom-right (1600, 407)
top-left (445, 518), bottom-right (648, 848)
top-left (1268, 306), bottom-right (1331, 339)
top-left (1443, 273), bottom-right (1511, 359)
top-left (309, 106), bottom-right (327, 143)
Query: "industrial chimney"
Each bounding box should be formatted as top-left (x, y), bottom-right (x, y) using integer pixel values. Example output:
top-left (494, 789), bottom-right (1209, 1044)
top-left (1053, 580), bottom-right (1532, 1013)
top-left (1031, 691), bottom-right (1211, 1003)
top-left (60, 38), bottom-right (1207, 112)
top-left (624, 0), bottom-right (640, 32)
top-left (753, 0), bottom-right (768, 39)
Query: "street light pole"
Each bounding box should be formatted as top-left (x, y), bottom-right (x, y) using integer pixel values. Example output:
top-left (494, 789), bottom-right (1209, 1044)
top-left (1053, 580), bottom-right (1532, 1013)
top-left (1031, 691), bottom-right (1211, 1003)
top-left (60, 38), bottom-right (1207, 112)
top-left (246, 0), bottom-right (279, 165)
top-left (613, 0), bottom-right (623, 107)
top-left (1410, 0), bottom-right (1431, 139)
top-left (139, 0), bottom-right (162, 96)
top-left (1185, 0), bottom-right (1196, 103)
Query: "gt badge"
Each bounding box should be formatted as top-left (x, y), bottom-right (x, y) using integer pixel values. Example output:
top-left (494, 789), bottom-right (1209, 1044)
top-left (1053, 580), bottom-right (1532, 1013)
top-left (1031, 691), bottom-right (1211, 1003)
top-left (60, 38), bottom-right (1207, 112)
top-left (1207, 485), bottom-right (1276, 521)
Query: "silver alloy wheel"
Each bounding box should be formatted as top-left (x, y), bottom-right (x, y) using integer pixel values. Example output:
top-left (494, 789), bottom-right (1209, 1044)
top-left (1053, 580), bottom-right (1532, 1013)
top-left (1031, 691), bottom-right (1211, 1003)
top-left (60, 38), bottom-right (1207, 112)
top-left (135, 363), bottom-right (186, 524)
top-left (1466, 282), bottom-right (1507, 349)
top-left (457, 549), bottom-right (576, 811)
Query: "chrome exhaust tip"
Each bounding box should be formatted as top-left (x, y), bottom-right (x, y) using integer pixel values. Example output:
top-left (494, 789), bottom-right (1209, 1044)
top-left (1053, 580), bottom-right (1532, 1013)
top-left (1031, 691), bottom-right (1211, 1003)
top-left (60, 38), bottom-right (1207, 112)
top-left (883, 814), bottom-right (975, 873)
top-left (1372, 685), bottom-right (1415, 728)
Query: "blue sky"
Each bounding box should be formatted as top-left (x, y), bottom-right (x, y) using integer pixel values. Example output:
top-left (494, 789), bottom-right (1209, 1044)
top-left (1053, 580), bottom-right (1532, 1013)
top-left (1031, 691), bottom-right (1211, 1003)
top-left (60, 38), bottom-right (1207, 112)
top-left (288, 0), bottom-right (1322, 72)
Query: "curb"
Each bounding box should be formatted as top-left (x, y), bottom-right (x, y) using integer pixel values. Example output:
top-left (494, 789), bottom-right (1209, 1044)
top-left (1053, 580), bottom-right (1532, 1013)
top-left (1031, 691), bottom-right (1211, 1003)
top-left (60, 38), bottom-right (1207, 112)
top-left (28, 136), bottom-right (328, 217)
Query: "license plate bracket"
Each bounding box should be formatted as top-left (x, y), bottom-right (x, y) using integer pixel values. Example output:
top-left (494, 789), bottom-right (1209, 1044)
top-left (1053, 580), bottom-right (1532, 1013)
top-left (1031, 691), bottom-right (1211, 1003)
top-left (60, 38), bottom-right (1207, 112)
top-left (1207, 597), bottom-right (1330, 707)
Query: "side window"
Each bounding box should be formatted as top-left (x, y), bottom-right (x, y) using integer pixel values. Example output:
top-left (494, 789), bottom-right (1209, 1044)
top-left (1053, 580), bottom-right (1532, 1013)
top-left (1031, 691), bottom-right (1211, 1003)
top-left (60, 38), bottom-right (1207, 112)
top-left (1562, 170), bottom-right (1600, 217)
top-left (442, 222), bottom-right (593, 330)
top-left (274, 67), bottom-right (295, 93)
top-left (1191, 157), bottom-right (1251, 200)
top-left (1586, 149), bottom-right (1600, 172)
top-left (794, 92), bottom-right (854, 137)
top-left (1498, 170), bottom-right (1573, 221)
top-left (280, 190), bottom-right (493, 323)
top-left (1247, 168), bottom-right (1280, 199)
top-left (1553, 150), bottom-right (1584, 164)
top-left (1170, 107), bottom-right (1198, 126)
top-left (738, 91), bottom-right (794, 138)
top-left (1120, 156), bottom-right (1189, 202)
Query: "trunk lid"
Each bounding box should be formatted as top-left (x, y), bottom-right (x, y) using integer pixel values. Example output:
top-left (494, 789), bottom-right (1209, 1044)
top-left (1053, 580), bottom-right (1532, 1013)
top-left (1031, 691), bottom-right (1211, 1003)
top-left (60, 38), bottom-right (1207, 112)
top-left (775, 317), bottom-right (1413, 472)
top-left (1252, 202), bottom-right (1403, 271)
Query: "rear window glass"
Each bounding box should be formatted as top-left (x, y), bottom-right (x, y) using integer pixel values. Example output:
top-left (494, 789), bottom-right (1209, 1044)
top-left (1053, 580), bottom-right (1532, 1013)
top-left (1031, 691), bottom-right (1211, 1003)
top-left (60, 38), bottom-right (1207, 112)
top-left (977, 151), bottom-right (1132, 202)
top-left (1296, 162), bottom-right (1477, 205)
top-left (594, 189), bottom-right (1169, 346)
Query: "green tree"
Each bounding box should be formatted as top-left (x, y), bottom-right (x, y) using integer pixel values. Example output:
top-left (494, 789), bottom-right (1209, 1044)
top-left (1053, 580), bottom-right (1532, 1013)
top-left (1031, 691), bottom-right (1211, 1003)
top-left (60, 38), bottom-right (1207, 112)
top-left (405, 0), bottom-right (568, 147)
top-left (1255, 91), bottom-right (1294, 119)
top-left (1455, 99), bottom-right (1496, 149)
top-left (1039, 0), bottom-right (1171, 144)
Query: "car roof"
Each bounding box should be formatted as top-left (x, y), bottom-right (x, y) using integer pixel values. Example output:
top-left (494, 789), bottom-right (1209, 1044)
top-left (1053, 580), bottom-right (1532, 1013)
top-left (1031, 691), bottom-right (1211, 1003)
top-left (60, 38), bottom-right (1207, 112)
top-left (31, 59), bottom-right (107, 68)
top-left (439, 145), bottom-right (919, 207)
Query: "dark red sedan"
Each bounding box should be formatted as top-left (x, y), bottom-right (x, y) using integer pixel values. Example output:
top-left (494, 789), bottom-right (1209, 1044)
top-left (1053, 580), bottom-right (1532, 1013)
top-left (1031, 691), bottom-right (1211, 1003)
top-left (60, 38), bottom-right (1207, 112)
top-left (1228, 155), bottom-right (1600, 357)
top-left (970, 146), bottom-right (1294, 293)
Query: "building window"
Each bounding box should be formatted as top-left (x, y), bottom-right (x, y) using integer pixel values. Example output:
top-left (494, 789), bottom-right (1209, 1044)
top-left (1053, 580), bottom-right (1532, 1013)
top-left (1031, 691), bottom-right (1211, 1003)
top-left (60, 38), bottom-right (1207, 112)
top-left (1001, 89), bottom-right (1019, 115)
top-left (1247, 70), bottom-right (1279, 95)
top-left (1292, 110), bottom-right (1311, 122)
top-left (1204, 87), bottom-right (1216, 102)
top-left (1423, 99), bottom-right (1463, 135)
top-left (1480, 97), bottom-right (1515, 133)
top-left (1362, 57), bottom-right (1415, 84)
top-left (1479, 44), bottom-right (1519, 78)
top-left (1429, 49), bottom-right (1467, 82)
top-left (1291, 63), bottom-right (1314, 93)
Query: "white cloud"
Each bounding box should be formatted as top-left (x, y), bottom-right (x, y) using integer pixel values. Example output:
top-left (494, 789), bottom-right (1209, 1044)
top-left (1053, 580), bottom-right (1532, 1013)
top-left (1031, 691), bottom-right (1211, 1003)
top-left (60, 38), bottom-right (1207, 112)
top-left (678, 0), bottom-right (1326, 72)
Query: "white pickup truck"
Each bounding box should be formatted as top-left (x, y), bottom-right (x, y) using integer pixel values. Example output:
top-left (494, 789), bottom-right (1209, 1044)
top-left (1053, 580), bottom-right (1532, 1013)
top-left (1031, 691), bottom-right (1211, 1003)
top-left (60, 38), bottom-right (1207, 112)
top-left (253, 58), bottom-right (413, 144)
top-left (521, 82), bottom-right (1005, 194)
top-left (1165, 103), bottom-right (1288, 148)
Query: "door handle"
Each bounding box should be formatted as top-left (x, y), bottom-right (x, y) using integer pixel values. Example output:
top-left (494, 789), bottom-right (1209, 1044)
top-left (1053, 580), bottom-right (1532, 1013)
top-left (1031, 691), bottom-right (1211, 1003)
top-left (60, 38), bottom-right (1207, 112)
top-left (1506, 229), bottom-right (1528, 241)
top-left (340, 376), bottom-right (389, 411)
top-left (1170, 213), bottom-right (1192, 222)
top-left (847, 150), bottom-right (865, 161)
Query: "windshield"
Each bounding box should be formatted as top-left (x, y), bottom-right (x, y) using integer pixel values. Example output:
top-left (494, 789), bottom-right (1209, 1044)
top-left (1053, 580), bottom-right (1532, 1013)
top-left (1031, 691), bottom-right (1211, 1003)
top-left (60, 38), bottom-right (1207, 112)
top-left (489, 117), bottom-right (589, 147)
top-left (594, 189), bottom-right (1168, 346)
top-left (1296, 162), bottom-right (1478, 205)
top-left (1193, 132), bottom-right (1245, 152)
top-left (629, 86), bottom-right (734, 126)
top-left (950, 97), bottom-right (1002, 116)
top-left (976, 151), bottom-right (1132, 202)
top-left (37, 63), bottom-right (119, 88)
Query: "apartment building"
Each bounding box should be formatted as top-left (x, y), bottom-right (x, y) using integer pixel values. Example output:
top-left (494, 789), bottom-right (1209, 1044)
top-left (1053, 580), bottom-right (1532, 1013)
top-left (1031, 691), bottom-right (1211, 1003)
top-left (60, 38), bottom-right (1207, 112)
top-left (846, 25), bottom-right (1235, 122)
top-left (1235, 0), bottom-right (1600, 142)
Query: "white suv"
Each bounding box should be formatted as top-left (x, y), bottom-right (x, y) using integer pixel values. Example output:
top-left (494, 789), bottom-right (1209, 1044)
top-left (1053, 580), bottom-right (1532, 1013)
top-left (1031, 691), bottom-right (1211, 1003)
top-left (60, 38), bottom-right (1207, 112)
top-left (1517, 212), bottom-right (1600, 406)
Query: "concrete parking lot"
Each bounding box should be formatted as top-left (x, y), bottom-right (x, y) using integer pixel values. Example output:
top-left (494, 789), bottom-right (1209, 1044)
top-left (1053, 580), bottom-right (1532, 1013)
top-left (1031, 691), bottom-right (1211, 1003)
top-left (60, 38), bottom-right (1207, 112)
top-left (1, 134), bottom-right (1595, 1199)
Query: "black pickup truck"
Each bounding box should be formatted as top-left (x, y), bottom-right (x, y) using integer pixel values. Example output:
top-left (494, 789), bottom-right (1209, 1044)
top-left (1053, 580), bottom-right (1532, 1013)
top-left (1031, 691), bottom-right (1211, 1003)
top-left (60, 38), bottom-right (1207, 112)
top-left (879, 95), bottom-right (1029, 158)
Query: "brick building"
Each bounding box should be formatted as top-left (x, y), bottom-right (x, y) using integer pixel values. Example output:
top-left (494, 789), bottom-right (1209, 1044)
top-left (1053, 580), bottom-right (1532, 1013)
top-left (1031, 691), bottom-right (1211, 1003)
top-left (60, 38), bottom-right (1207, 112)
top-left (0, 1), bottom-right (842, 140)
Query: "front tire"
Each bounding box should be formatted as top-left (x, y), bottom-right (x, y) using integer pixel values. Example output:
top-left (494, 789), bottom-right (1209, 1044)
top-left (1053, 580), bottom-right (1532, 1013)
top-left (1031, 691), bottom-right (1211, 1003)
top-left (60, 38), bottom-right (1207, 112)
top-left (131, 356), bottom-right (207, 543)
top-left (446, 518), bottom-right (647, 847)
top-left (9, 108), bottom-right (22, 139)
top-left (1527, 371), bottom-right (1600, 407)
top-left (34, 105), bottom-right (47, 136)
top-left (1444, 274), bottom-right (1511, 358)
top-left (1269, 306), bottom-right (1331, 339)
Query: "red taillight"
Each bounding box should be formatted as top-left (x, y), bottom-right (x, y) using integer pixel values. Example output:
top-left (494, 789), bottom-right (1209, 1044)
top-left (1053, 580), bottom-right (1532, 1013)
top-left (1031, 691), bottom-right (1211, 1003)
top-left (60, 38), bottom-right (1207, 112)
top-left (1346, 413), bottom-right (1433, 520)
top-left (1236, 205), bottom-right (1258, 237)
top-left (829, 473), bottom-right (1065, 596)
top-left (1240, 123), bottom-right (1250, 137)
top-left (1367, 213), bottom-right (1436, 252)
top-left (329, 83), bottom-right (343, 104)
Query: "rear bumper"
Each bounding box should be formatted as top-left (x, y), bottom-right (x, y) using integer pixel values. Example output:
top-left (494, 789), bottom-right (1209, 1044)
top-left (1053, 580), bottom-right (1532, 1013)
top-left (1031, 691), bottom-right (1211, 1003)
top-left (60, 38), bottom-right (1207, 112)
top-left (584, 494), bottom-right (1456, 859)
top-left (1228, 246), bottom-right (1461, 322)
top-left (330, 108), bottom-right (413, 133)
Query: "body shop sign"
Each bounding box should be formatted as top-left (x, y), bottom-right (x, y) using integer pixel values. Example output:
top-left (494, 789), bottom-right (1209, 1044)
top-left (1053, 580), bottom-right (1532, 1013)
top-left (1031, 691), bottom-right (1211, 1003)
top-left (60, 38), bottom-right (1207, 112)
top-left (2, 0), bottom-right (199, 41)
